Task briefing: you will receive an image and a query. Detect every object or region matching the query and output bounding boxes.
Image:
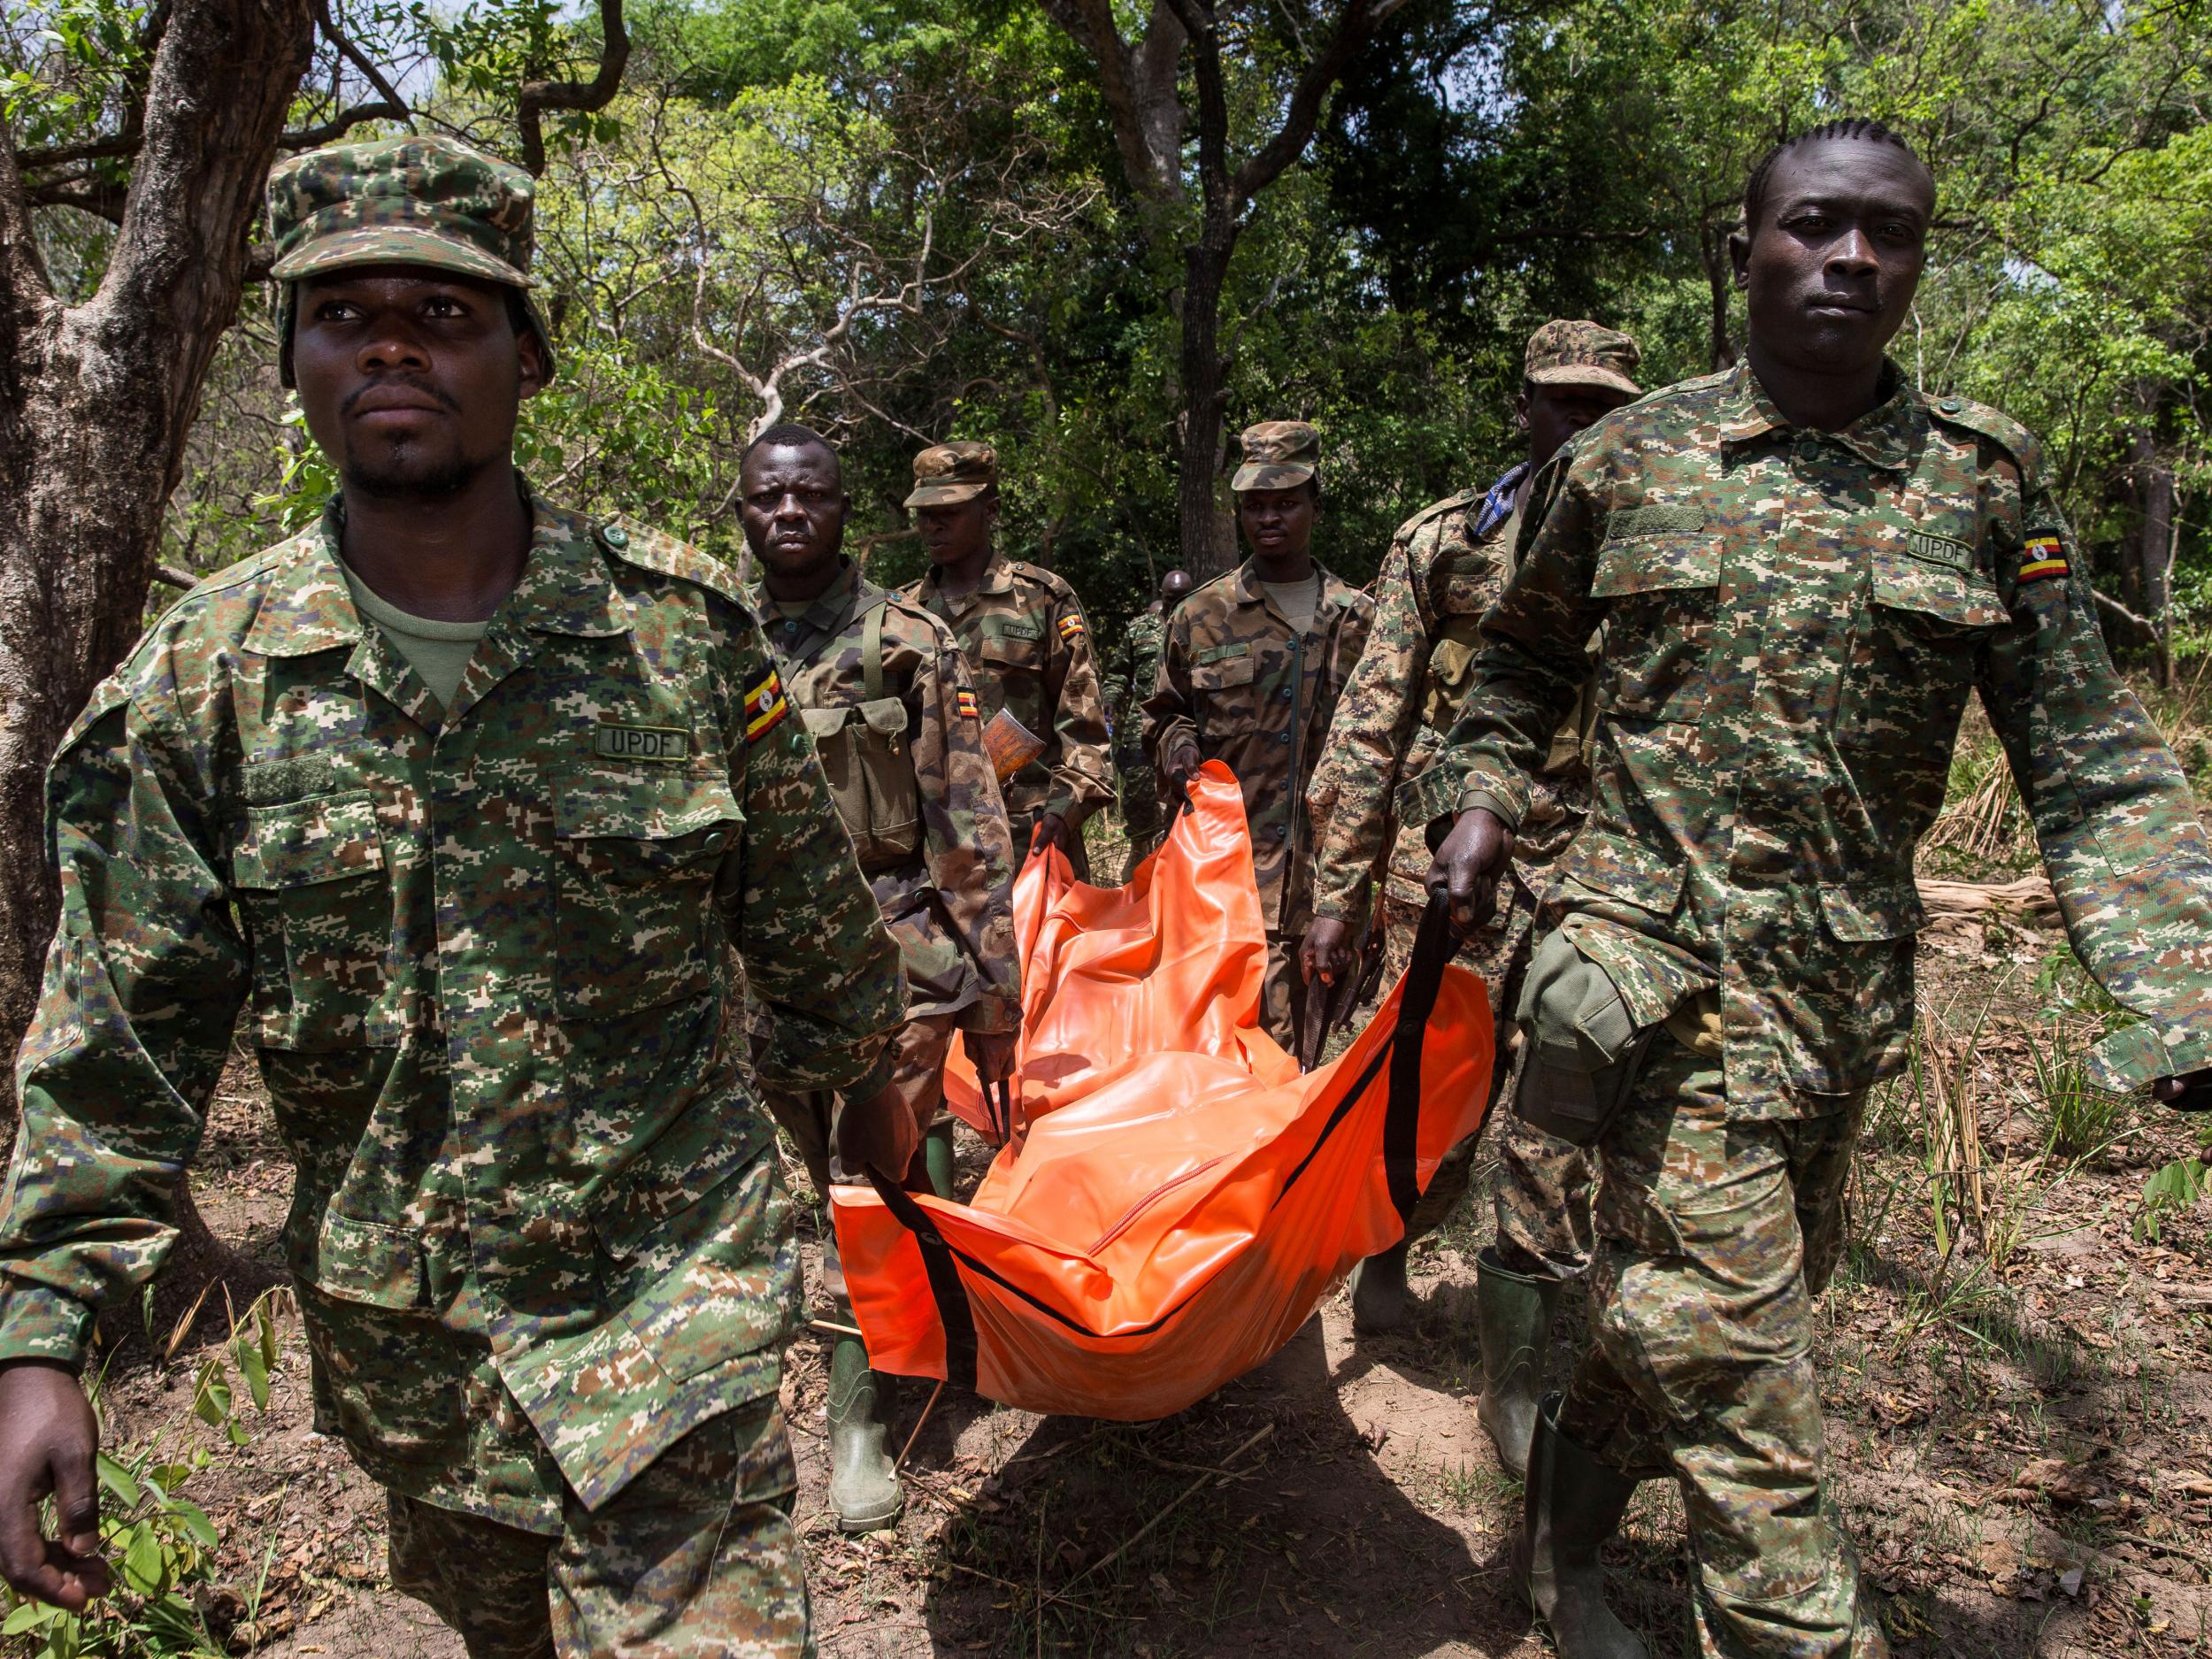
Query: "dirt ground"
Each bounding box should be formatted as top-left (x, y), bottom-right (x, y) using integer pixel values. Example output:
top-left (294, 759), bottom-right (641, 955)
top-left (21, 803), bottom-right (2212, 1658)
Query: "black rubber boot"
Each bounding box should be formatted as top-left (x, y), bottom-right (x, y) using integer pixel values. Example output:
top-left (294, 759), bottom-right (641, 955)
top-left (921, 1119), bottom-right (956, 1200)
top-left (1511, 1397), bottom-right (1647, 1659)
top-left (826, 1317), bottom-right (902, 1532)
top-left (1349, 1239), bottom-right (1410, 1333)
top-left (1476, 1248), bottom-right (1563, 1480)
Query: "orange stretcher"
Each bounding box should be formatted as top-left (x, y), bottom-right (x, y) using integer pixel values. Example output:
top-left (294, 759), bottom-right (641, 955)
top-left (828, 762), bottom-right (1494, 1421)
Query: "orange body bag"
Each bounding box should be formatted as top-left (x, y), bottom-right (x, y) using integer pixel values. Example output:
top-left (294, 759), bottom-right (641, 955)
top-left (829, 762), bottom-right (1494, 1421)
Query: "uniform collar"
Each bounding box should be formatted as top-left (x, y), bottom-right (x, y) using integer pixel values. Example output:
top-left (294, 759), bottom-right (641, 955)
top-left (1229, 557), bottom-right (1352, 618)
top-left (1715, 357), bottom-right (1917, 472)
top-left (923, 549), bottom-right (1015, 603)
top-left (243, 485), bottom-right (627, 657)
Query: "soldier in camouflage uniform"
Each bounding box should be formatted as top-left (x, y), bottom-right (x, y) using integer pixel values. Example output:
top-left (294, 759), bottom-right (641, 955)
top-left (0, 138), bottom-right (913, 1659)
top-left (1303, 324), bottom-right (1642, 1471)
top-left (736, 423), bottom-right (1021, 1532)
top-left (1144, 421), bottom-right (1375, 1056)
top-left (900, 444), bottom-right (1115, 880)
top-left (1102, 569), bottom-right (1193, 879)
top-left (1420, 122), bottom-right (2212, 1659)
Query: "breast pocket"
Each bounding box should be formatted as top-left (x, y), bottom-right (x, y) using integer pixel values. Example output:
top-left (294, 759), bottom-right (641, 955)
top-left (1836, 539), bottom-right (2007, 756)
top-left (977, 624), bottom-right (1048, 728)
top-left (802, 698), bottom-right (922, 872)
top-left (1189, 648), bottom-right (1259, 737)
top-left (1590, 533), bottom-right (1720, 723)
top-left (233, 791), bottom-right (397, 1049)
top-left (553, 770), bottom-right (742, 1019)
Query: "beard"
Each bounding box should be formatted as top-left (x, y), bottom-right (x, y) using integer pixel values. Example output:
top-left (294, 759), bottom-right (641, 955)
top-left (342, 440), bottom-right (485, 503)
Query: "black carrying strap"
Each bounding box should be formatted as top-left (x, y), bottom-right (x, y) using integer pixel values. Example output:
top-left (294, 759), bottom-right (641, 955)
top-left (1383, 895), bottom-right (1455, 1222)
top-left (864, 1169), bottom-right (979, 1391)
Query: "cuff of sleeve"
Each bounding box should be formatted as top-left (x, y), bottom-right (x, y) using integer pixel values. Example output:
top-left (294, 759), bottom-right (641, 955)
top-left (959, 993), bottom-right (1020, 1035)
top-left (836, 1043), bottom-right (899, 1108)
top-left (1457, 789), bottom-right (1519, 829)
top-left (1394, 757), bottom-right (1483, 834)
top-left (1310, 890), bottom-right (1363, 925)
top-left (2089, 1020), bottom-right (2212, 1093)
top-left (0, 1282), bottom-right (95, 1371)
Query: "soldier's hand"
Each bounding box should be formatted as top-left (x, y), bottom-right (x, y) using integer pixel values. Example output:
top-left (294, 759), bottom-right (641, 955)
top-left (0, 1361), bottom-right (108, 1611)
top-left (1302, 918), bottom-right (1356, 987)
top-left (1425, 808), bottom-right (1515, 940)
top-left (965, 1030), bottom-right (1018, 1093)
top-left (1164, 740), bottom-right (1202, 801)
top-left (831, 1085), bottom-right (920, 1184)
top-left (2153, 1068), bottom-right (2212, 1111)
top-left (1027, 812), bottom-right (1071, 863)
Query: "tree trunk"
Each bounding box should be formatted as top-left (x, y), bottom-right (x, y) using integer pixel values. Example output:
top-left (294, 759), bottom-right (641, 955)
top-left (0, 0), bottom-right (316, 1129)
top-left (1177, 217), bottom-right (1240, 580)
top-left (1699, 217), bottom-right (1737, 373)
top-left (2135, 427), bottom-right (2177, 688)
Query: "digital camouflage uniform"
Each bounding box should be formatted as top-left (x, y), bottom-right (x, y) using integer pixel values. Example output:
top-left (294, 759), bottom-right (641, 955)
top-left (1145, 422), bottom-right (1375, 1055)
top-left (901, 447), bottom-right (1113, 881)
top-left (1102, 605), bottom-right (1173, 872)
top-left (0, 138), bottom-right (909, 1659)
top-left (1407, 357), bottom-right (2212, 1656)
top-left (749, 561), bottom-right (1022, 1194)
top-left (1305, 463), bottom-right (1593, 1267)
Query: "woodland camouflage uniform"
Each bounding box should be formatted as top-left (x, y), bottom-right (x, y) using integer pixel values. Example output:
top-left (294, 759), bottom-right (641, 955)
top-left (1306, 320), bottom-right (1641, 1266)
top-left (749, 559), bottom-right (1022, 1193)
top-left (900, 445), bottom-right (1114, 879)
top-left (1409, 357), bottom-right (2212, 1656)
top-left (0, 136), bottom-right (908, 1659)
top-left (1102, 605), bottom-right (1174, 869)
top-left (1145, 421), bottom-right (1375, 1053)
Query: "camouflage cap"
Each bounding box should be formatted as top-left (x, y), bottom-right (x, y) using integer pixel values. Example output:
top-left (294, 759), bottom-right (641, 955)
top-left (1525, 320), bottom-right (1641, 397)
top-left (906, 442), bottom-right (997, 508)
top-left (1230, 420), bottom-right (1320, 493)
top-left (268, 135), bottom-right (554, 385)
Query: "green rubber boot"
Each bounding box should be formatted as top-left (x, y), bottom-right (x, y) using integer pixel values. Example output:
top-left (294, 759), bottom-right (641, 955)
top-left (922, 1119), bottom-right (956, 1200)
top-left (1348, 1239), bottom-right (1410, 1333)
top-left (1511, 1396), bottom-right (1647, 1659)
top-left (826, 1321), bottom-right (902, 1532)
top-left (1476, 1248), bottom-right (1563, 1480)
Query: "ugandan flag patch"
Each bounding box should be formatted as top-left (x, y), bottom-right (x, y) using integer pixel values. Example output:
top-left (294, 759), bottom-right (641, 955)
top-left (1057, 612), bottom-right (1086, 641)
top-left (2019, 534), bottom-right (2069, 585)
top-left (956, 688), bottom-right (980, 720)
top-left (743, 666), bottom-right (788, 741)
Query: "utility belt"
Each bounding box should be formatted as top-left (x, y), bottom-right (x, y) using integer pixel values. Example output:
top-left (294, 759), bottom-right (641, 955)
top-left (801, 598), bottom-right (923, 873)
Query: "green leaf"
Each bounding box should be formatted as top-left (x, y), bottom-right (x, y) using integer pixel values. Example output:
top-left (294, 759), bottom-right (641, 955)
top-left (191, 1360), bottom-right (232, 1429)
top-left (257, 1296), bottom-right (280, 1373)
top-left (95, 1452), bottom-right (141, 1509)
top-left (119, 1524), bottom-right (165, 1595)
top-left (3, 1599), bottom-right (58, 1634)
top-left (236, 1333), bottom-right (271, 1411)
top-left (168, 1497), bottom-right (218, 1554)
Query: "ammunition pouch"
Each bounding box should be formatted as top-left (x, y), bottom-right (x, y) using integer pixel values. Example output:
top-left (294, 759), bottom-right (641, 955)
top-left (803, 600), bottom-right (923, 872)
top-left (1511, 929), bottom-right (1655, 1148)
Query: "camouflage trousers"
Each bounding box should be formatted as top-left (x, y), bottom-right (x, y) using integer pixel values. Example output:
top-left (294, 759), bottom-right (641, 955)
top-left (386, 1398), bottom-right (811, 1658)
top-left (760, 1012), bottom-right (957, 1198)
top-left (1559, 1036), bottom-right (1885, 1658)
top-left (1379, 883), bottom-right (1593, 1279)
top-left (1115, 749), bottom-right (1164, 879)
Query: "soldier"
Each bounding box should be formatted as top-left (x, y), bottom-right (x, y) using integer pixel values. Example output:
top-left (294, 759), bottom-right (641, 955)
top-left (0, 137), bottom-right (912, 1657)
top-left (1102, 568), bottom-right (1194, 877)
top-left (1302, 323), bottom-right (1643, 1470)
top-left (736, 422), bottom-right (1021, 1532)
top-left (900, 443), bottom-right (1115, 880)
top-left (1420, 120), bottom-right (2212, 1658)
top-left (1144, 421), bottom-right (1375, 1055)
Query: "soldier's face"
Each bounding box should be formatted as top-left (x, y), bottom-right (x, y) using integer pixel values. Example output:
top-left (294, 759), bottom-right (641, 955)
top-left (739, 442), bottom-right (848, 579)
top-left (1732, 138), bottom-right (1932, 377)
top-left (293, 265), bottom-right (544, 501)
top-left (1238, 486), bottom-right (1315, 563)
top-left (916, 498), bottom-right (996, 566)
top-left (1520, 383), bottom-right (1634, 469)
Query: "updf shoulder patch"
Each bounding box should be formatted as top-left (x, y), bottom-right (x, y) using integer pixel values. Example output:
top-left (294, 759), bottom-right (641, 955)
top-left (597, 519), bottom-right (751, 609)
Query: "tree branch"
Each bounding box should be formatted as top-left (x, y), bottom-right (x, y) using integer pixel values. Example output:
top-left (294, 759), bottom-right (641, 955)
top-left (517, 0), bottom-right (631, 176)
top-left (1230, 0), bottom-right (1409, 206)
top-left (280, 100), bottom-right (407, 150)
top-left (312, 0), bottom-right (411, 127)
top-left (1040, 0), bottom-right (1185, 205)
